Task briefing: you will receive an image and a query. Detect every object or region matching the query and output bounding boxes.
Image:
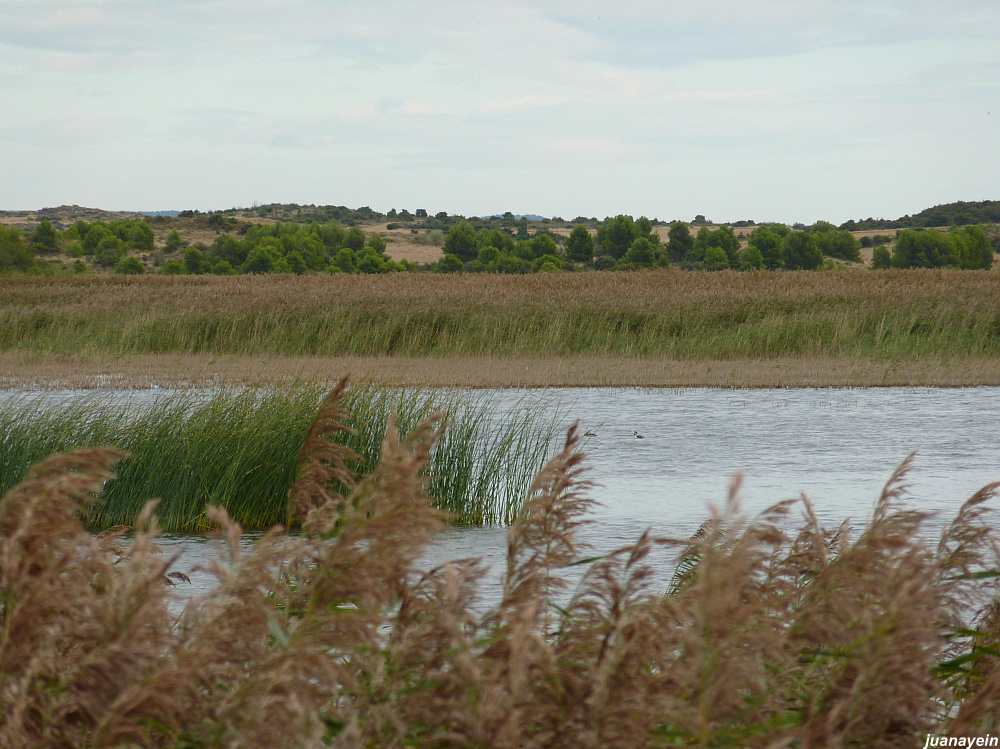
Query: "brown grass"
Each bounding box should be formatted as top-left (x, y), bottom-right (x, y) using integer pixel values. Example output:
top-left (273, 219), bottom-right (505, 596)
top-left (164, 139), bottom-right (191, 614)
top-left (3, 351), bottom-right (1000, 389)
top-left (4, 382), bottom-right (1000, 746)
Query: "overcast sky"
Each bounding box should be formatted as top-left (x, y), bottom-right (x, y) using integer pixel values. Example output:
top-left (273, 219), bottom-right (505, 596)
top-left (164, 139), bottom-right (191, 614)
top-left (1, 1), bottom-right (998, 223)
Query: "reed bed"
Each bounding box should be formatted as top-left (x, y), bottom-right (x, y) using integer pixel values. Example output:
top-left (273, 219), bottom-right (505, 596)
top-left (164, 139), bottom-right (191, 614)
top-left (3, 384), bottom-right (1000, 747)
top-left (0, 385), bottom-right (558, 530)
top-left (2, 270), bottom-right (1000, 360)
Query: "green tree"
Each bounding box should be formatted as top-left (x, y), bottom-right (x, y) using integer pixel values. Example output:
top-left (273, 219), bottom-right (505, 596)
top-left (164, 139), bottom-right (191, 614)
top-left (597, 215), bottom-right (637, 260)
top-left (747, 226), bottom-right (785, 270)
top-left (343, 227), bottom-right (366, 252)
top-left (366, 233), bottom-right (388, 255)
top-left (184, 247), bottom-right (207, 274)
top-left (82, 223), bottom-right (113, 254)
top-left (624, 237), bottom-right (656, 267)
top-left (211, 234), bottom-right (245, 267)
top-left (738, 245), bottom-right (765, 270)
top-left (32, 220), bottom-right (58, 254)
top-left (240, 247), bottom-right (275, 274)
top-left (212, 261), bottom-right (236, 275)
top-left (890, 229), bottom-right (959, 268)
top-left (781, 232), bottom-right (823, 270)
top-left (528, 233), bottom-right (559, 260)
top-left (96, 237), bottom-right (127, 268)
top-left (871, 245), bottom-right (892, 269)
top-left (565, 226), bottom-right (595, 263)
top-left (703, 246), bottom-right (729, 270)
top-left (128, 222), bottom-right (155, 251)
top-left (443, 221), bottom-right (479, 262)
top-left (164, 229), bottom-right (185, 253)
top-left (332, 248), bottom-right (356, 274)
top-left (951, 225), bottom-right (993, 269)
top-left (667, 222), bottom-right (694, 262)
top-left (438, 253), bottom-right (463, 273)
top-left (813, 227), bottom-right (861, 262)
top-left (160, 259), bottom-right (185, 275)
top-left (0, 226), bottom-right (35, 272)
top-left (357, 248), bottom-right (388, 274)
top-left (114, 256), bottom-right (145, 274)
top-left (286, 251), bottom-right (308, 275)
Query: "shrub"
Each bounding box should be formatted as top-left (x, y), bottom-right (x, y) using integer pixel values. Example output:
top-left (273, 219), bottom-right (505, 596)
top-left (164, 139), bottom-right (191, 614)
top-left (114, 256), bottom-right (145, 274)
top-left (160, 259), bottom-right (185, 275)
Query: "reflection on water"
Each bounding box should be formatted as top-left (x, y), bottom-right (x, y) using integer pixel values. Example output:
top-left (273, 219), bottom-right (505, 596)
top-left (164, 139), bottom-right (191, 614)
top-left (146, 386), bottom-right (1000, 609)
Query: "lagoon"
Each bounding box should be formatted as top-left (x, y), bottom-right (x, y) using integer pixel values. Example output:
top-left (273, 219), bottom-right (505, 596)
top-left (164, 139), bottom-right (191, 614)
top-left (144, 386), bottom-right (1000, 605)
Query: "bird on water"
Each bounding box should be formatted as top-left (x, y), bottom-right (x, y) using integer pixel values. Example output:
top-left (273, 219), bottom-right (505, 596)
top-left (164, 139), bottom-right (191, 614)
top-left (634, 431), bottom-right (644, 439)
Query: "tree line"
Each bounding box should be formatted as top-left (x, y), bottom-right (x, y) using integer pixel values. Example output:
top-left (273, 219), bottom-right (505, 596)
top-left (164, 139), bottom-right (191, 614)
top-left (0, 213), bottom-right (995, 276)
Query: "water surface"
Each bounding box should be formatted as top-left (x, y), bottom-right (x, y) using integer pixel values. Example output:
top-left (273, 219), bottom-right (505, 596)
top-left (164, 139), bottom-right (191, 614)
top-left (146, 386), bottom-right (1000, 607)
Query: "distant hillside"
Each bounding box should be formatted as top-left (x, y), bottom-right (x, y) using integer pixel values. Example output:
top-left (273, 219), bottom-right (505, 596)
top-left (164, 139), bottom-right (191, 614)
top-left (841, 200), bottom-right (1000, 231)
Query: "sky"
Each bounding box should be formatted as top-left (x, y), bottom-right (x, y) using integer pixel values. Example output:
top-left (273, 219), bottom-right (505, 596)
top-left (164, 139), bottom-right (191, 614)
top-left (1, 1), bottom-right (998, 224)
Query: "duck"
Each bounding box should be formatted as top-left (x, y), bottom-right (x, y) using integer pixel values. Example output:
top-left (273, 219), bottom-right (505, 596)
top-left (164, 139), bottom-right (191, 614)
top-left (633, 431), bottom-right (644, 439)
top-left (584, 429), bottom-right (597, 437)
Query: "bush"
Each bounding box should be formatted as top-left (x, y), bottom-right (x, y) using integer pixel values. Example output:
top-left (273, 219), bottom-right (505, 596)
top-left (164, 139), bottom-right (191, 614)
top-left (160, 259), bottom-right (185, 275)
top-left (871, 245), bottom-right (892, 270)
top-left (114, 256), bottom-right (145, 274)
top-left (437, 253), bottom-right (463, 273)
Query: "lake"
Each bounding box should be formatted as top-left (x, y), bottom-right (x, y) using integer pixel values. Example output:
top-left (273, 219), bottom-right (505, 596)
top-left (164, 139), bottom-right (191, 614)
top-left (145, 386), bottom-right (1000, 607)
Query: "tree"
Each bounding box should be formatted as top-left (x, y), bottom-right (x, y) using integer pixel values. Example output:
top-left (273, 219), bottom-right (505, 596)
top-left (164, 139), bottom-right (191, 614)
top-left (95, 237), bottom-right (127, 268)
top-left (114, 256), bottom-right (145, 274)
top-left (890, 229), bottom-right (959, 268)
top-left (343, 227), bottom-right (366, 252)
top-left (738, 245), bottom-right (765, 270)
top-left (357, 248), bottom-right (388, 274)
top-left (32, 220), bottom-right (58, 253)
top-left (703, 246), bottom-right (729, 270)
top-left (871, 245), bottom-right (891, 269)
top-left (241, 247), bottom-right (275, 274)
top-left (443, 221), bottom-right (479, 262)
top-left (184, 247), bottom-right (207, 274)
top-left (286, 251), bottom-right (308, 275)
top-left (164, 229), bottom-right (185, 253)
top-left (747, 226), bottom-right (785, 270)
top-left (82, 223), bottom-right (113, 254)
top-left (0, 225), bottom-right (35, 272)
top-left (160, 259), bottom-right (185, 275)
top-left (528, 234), bottom-right (559, 260)
top-left (781, 232), bottom-right (823, 270)
top-left (596, 215), bottom-right (637, 260)
top-left (367, 233), bottom-right (388, 255)
top-left (438, 253), bottom-right (463, 273)
top-left (332, 248), bottom-right (357, 274)
top-left (624, 237), bottom-right (656, 267)
top-left (128, 222), bottom-right (155, 251)
top-left (565, 226), bottom-right (595, 263)
top-left (813, 228), bottom-right (861, 262)
top-left (667, 223), bottom-right (694, 262)
top-left (951, 225), bottom-right (993, 270)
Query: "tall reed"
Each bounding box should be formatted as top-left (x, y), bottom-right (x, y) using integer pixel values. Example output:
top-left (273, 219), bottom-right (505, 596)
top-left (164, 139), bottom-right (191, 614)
top-left (2, 271), bottom-right (999, 360)
top-left (2, 383), bottom-right (1000, 746)
top-left (0, 385), bottom-right (559, 529)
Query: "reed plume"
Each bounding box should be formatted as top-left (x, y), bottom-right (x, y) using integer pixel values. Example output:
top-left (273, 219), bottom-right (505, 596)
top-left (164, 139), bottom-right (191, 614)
top-left (2, 384), bottom-right (1000, 747)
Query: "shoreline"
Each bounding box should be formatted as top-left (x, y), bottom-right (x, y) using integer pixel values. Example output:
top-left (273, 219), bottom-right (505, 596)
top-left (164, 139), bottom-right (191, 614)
top-left (2, 353), bottom-right (998, 389)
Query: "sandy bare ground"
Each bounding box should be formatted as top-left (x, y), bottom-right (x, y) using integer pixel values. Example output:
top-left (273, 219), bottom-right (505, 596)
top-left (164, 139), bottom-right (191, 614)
top-left (2, 353), bottom-right (997, 390)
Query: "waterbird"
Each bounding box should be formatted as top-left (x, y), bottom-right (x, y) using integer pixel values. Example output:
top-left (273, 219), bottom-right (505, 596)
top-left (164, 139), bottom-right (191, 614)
top-left (633, 431), bottom-right (644, 439)
top-left (584, 430), bottom-right (597, 437)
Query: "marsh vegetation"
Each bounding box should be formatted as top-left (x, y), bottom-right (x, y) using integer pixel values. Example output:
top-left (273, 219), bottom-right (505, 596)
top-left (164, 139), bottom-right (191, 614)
top-left (4, 384), bottom-right (1000, 746)
top-left (0, 385), bottom-right (559, 529)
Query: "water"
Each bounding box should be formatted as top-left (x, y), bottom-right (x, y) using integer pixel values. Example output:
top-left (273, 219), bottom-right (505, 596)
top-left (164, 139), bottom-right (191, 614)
top-left (143, 386), bottom-right (1000, 608)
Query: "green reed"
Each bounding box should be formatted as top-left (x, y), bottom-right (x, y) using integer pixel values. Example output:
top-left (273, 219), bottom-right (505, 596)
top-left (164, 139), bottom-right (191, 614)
top-left (0, 385), bottom-right (560, 530)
